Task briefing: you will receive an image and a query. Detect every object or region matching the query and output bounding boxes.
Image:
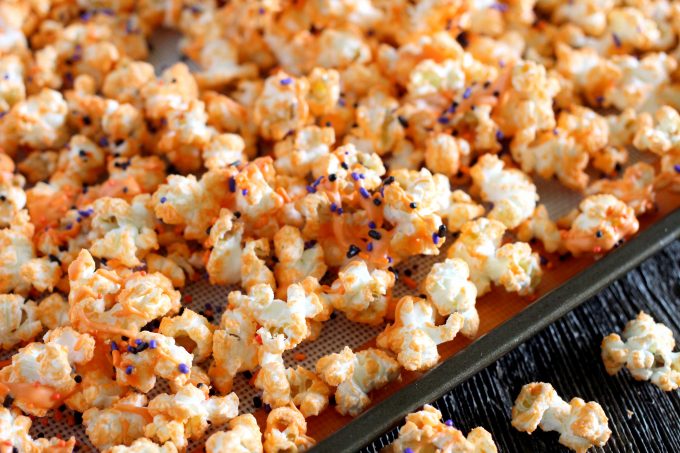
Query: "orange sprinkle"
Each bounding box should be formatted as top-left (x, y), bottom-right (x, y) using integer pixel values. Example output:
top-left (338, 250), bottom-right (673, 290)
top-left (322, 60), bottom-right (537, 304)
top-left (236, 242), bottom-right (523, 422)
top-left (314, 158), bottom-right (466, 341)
top-left (593, 246), bottom-right (602, 253)
top-left (51, 393), bottom-right (61, 400)
top-left (526, 294), bottom-right (538, 302)
top-left (40, 418), bottom-right (48, 426)
top-left (293, 353), bottom-right (306, 362)
top-left (546, 261), bottom-right (554, 270)
top-left (184, 295), bottom-right (193, 303)
top-left (255, 334), bottom-right (262, 345)
top-left (402, 276), bottom-right (418, 289)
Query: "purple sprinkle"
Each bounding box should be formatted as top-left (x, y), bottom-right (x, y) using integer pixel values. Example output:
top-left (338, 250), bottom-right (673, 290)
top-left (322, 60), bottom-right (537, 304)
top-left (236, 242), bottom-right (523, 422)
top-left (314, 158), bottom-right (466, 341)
top-left (338, 98), bottom-right (346, 107)
top-left (496, 130), bottom-right (504, 141)
top-left (127, 345), bottom-right (135, 353)
top-left (539, 255), bottom-right (548, 266)
top-left (77, 208), bottom-right (94, 217)
top-left (499, 59), bottom-right (506, 68)
top-left (553, 128), bottom-right (559, 136)
top-left (135, 339), bottom-right (143, 345)
top-left (330, 203), bottom-right (338, 212)
top-left (304, 240), bottom-right (317, 250)
top-left (280, 77), bottom-right (292, 86)
top-left (125, 19), bottom-right (135, 34)
top-left (359, 187), bottom-right (370, 199)
top-left (101, 8), bottom-right (115, 16)
top-left (125, 366), bottom-right (133, 375)
top-left (160, 196), bottom-right (167, 203)
top-left (437, 116), bottom-right (449, 124)
top-left (596, 96), bottom-right (605, 104)
top-left (228, 177), bottom-right (236, 192)
top-left (110, 342), bottom-right (118, 351)
top-left (674, 164), bottom-right (680, 173)
top-left (463, 87), bottom-right (472, 99)
top-left (98, 137), bottom-right (109, 147)
top-left (149, 340), bottom-right (157, 349)
top-left (312, 175), bottom-right (324, 187)
top-left (351, 172), bottom-right (360, 181)
top-left (178, 363), bottom-right (190, 374)
top-left (0, 112), bottom-right (7, 119)
top-left (368, 221), bottom-right (376, 229)
top-left (490, 2), bottom-right (508, 12)
top-left (387, 256), bottom-right (393, 264)
top-left (404, 448), bottom-right (414, 453)
top-left (258, 7), bottom-right (265, 14)
top-left (337, 207), bottom-right (344, 215)
top-left (445, 419), bottom-right (454, 427)
top-left (241, 189), bottom-right (248, 196)
top-left (76, 217), bottom-right (82, 223)
top-left (306, 185), bottom-right (317, 193)
top-left (2, 74), bottom-right (7, 80)
top-left (80, 11), bottom-right (92, 21)
top-left (367, 242), bottom-right (374, 252)
top-left (65, 223), bottom-right (73, 231)
top-left (359, 174), bottom-right (365, 179)
top-left (432, 232), bottom-right (440, 244)
top-left (612, 33), bottom-right (621, 48)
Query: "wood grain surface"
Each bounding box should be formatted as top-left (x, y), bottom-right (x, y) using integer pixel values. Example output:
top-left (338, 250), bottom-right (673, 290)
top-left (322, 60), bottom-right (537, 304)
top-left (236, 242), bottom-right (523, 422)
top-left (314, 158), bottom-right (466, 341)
top-left (363, 240), bottom-right (680, 453)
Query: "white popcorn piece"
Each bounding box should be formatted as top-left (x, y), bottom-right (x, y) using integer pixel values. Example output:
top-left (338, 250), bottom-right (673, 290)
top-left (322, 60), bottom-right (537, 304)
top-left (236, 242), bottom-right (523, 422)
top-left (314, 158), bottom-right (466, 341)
top-left (377, 296), bottom-right (463, 371)
top-left (563, 194), bottom-right (639, 256)
top-left (316, 347), bottom-right (400, 416)
top-left (0, 294), bottom-right (42, 350)
top-left (587, 163), bottom-right (656, 215)
top-left (263, 405), bottom-right (315, 453)
top-left (470, 154), bottom-right (538, 229)
top-left (602, 312), bottom-right (680, 392)
top-left (159, 309), bottom-right (215, 364)
top-left (512, 382), bottom-right (611, 453)
top-left (84, 393), bottom-right (151, 450)
top-left (448, 218), bottom-right (542, 296)
top-left (517, 205), bottom-right (563, 254)
top-left (389, 404), bottom-right (498, 453)
top-left (423, 258), bottom-right (479, 338)
top-left (0, 407), bottom-right (75, 453)
top-left (206, 414), bottom-right (263, 453)
top-left (105, 438), bottom-right (178, 453)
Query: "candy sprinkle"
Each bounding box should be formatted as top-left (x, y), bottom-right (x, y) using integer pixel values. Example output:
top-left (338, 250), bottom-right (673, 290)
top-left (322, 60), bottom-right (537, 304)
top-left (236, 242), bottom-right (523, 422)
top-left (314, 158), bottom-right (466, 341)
top-left (445, 419), bottom-right (454, 427)
top-left (178, 363), bottom-right (190, 374)
top-left (125, 366), bottom-right (133, 375)
top-left (346, 244), bottom-right (361, 258)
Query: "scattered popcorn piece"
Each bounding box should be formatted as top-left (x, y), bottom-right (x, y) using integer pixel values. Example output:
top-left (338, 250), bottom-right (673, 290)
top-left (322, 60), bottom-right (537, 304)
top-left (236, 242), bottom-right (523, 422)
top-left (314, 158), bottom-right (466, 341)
top-left (84, 393), bottom-right (151, 450)
top-left (470, 154), bottom-right (538, 229)
top-left (448, 218), bottom-right (542, 296)
top-left (316, 347), bottom-right (400, 416)
top-left (388, 404), bottom-right (497, 453)
top-left (263, 405), bottom-right (316, 453)
top-left (0, 406), bottom-right (75, 453)
top-left (517, 205), bottom-right (563, 254)
top-left (105, 438), bottom-right (178, 453)
top-left (0, 294), bottom-right (42, 350)
top-left (512, 382), bottom-right (611, 453)
top-left (377, 296), bottom-right (463, 371)
top-left (159, 309), bottom-right (215, 364)
top-left (562, 194), bottom-right (639, 256)
top-left (206, 414), bottom-right (263, 453)
top-left (602, 311), bottom-right (680, 391)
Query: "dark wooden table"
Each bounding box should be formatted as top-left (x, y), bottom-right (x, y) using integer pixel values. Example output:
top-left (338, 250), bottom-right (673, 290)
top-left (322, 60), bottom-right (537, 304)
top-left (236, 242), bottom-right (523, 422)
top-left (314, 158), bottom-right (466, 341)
top-left (363, 240), bottom-right (680, 453)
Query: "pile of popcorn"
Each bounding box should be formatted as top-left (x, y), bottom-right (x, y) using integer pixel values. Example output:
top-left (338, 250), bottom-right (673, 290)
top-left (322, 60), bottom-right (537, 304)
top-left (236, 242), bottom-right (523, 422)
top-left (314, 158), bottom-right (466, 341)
top-left (0, 0), bottom-right (678, 451)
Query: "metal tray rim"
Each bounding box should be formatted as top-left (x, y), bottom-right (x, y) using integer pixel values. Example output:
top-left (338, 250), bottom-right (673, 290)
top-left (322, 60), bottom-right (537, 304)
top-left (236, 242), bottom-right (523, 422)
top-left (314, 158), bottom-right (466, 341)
top-left (312, 207), bottom-right (680, 453)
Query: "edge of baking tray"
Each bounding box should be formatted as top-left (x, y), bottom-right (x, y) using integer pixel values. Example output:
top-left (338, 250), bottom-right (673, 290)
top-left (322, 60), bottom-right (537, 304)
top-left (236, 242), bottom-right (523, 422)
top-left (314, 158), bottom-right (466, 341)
top-left (312, 207), bottom-right (680, 453)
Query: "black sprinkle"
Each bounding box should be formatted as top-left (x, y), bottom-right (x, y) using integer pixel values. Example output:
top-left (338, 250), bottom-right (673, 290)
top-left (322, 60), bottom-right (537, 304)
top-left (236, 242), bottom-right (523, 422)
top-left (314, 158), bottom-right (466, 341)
top-left (253, 396), bottom-right (262, 408)
top-left (409, 202), bottom-right (417, 209)
top-left (243, 370), bottom-right (253, 379)
top-left (82, 116), bottom-right (91, 125)
top-left (58, 404), bottom-right (67, 412)
top-left (368, 230), bottom-right (382, 240)
top-left (596, 230), bottom-right (603, 238)
top-left (383, 176), bottom-right (395, 185)
top-left (48, 254), bottom-right (61, 264)
top-left (73, 412), bottom-right (83, 425)
top-left (234, 211), bottom-right (242, 219)
top-left (373, 199), bottom-right (382, 206)
top-left (3, 395), bottom-right (14, 407)
top-left (437, 224), bottom-right (447, 238)
top-left (456, 31), bottom-right (469, 48)
top-left (388, 266), bottom-right (399, 280)
top-left (329, 173), bottom-right (337, 182)
top-left (329, 395), bottom-right (336, 406)
top-left (341, 162), bottom-right (349, 170)
top-left (397, 116), bottom-right (409, 128)
top-left (347, 244), bottom-right (361, 258)
top-left (74, 375), bottom-right (82, 383)
top-left (404, 269), bottom-right (412, 277)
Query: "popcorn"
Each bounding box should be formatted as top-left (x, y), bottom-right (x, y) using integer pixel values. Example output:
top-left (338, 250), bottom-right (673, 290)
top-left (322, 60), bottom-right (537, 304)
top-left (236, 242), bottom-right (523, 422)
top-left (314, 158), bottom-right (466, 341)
top-left (316, 347), bottom-right (400, 416)
top-left (0, 328), bottom-right (94, 416)
top-left (517, 205), bottom-right (563, 254)
top-left (286, 366), bottom-right (331, 417)
top-left (205, 209), bottom-right (244, 286)
top-left (0, 55), bottom-right (25, 112)
top-left (88, 195), bottom-right (159, 267)
top-left (203, 133), bottom-right (246, 171)
top-left (206, 414), bottom-right (263, 453)
top-left (587, 163), bottom-right (656, 215)
top-left (68, 249), bottom-right (181, 338)
top-left (159, 309), bottom-right (215, 364)
top-left (273, 225), bottom-right (327, 295)
top-left (263, 406), bottom-right (315, 453)
top-left (84, 393), bottom-right (151, 450)
top-left (438, 189), bottom-right (485, 233)
top-left (602, 311), bottom-right (680, 392)
top-left (562, 194), bottom-right (639, 256)
top-left (105, 438), bottom-right (178, 453)
top-left (144, 384), bottom-right (239, 450)
top-left (423, 258), bottom-right (479, 338)
top-left (0, 210), bottom-right (35, 295)
top-left (389, 404), bottom-right (498, 453)
top-left (36, 293), bottom-right (69, 330)
top-left (0, 294), bottom-right (42, 350)
top-left (274, 126), bottom-right (335, 177)
top-left (512, 382), bottom-right (611, 453)
top-left (470, 154), bottom-right (538, 229)
top-left (254, 72), bottom-right (309, 141)
top-left (0, 88), bottom-right (68, 154)
top-left (113, 332), bottom-right (194, 393)
top-left (0, 407), bottom-right (75, 453)
top-left (448, 218), bottom-right (542, 296)
top-left (378, 296), bottom-right (463, 371)
top-left (327, 260), bottom-right (394, 325)
top-left (633, 106), bottom-right (680, 191)
top-left (424, 133), bottom-right (465, 176)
